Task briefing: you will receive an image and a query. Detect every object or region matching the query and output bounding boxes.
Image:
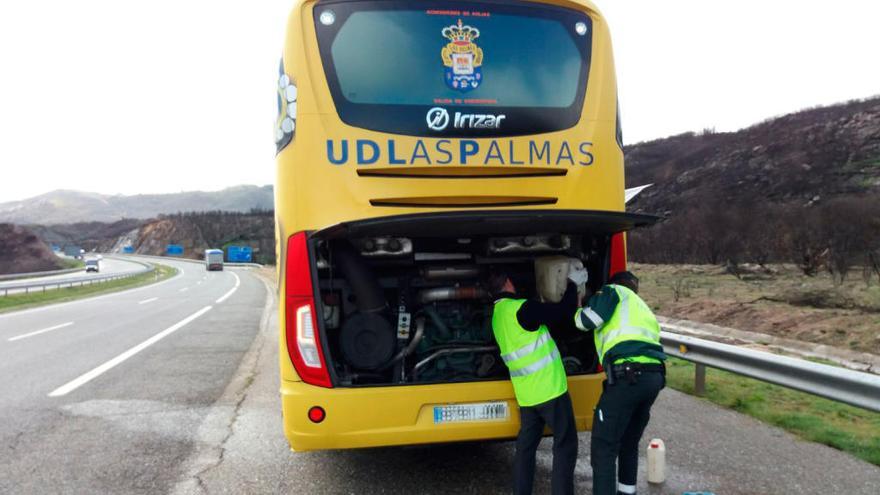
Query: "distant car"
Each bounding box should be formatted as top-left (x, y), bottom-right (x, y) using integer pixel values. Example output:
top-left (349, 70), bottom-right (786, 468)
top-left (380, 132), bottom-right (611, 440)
top-left (85, 259), bottom-right (100, 273)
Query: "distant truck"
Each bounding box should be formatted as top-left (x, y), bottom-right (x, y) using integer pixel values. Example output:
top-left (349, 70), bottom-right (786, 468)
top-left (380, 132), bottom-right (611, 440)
top-left (63, 246), bottom-right (85, 260)
top-left (204, 249), bottom-right (224, 271)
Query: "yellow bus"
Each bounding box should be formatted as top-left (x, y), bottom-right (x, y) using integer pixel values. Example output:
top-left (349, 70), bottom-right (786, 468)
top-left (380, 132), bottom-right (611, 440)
top-left (275, 0), bottom-right (655, 452)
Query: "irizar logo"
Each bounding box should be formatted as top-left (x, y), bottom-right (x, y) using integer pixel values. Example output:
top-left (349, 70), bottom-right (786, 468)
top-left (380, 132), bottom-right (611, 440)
top-left (455, 112), bottom-right (505, 129)
top-left (426, 107), bottom-right (450, 131)
top-left (426, 107), bottom-right (506, 131)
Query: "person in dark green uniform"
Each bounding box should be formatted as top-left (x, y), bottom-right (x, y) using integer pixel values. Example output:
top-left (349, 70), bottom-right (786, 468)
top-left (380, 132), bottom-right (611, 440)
top-left (487, 267), bottom-right (586, 495)
top-left (573, 271), bottom-right (666, 495)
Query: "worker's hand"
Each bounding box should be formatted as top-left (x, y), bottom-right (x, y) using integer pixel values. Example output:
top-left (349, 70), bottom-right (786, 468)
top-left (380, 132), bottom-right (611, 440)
top-left (567, 267), bottom-right (589, 286)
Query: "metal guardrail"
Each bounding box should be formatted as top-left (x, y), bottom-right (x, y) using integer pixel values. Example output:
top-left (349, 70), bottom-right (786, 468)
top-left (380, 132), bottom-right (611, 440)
top-left (661, 330), bottom-right (880, 413)
top-left (0, 263), bottom-right (155, 296)
top-left (123, 253), bottom-right (264, 268)
top-left (0, 267), bottom-right (83, 282)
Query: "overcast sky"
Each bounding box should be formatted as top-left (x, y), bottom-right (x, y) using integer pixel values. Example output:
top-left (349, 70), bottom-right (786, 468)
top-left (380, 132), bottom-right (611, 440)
top-left (1, 0), bottom-right (877, 202)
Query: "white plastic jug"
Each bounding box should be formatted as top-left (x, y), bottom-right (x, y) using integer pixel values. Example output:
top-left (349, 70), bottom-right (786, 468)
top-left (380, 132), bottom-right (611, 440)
top-left (646, 438), bottom-right (666, 484)
top-left (534, 256), bottom-right (585, 303)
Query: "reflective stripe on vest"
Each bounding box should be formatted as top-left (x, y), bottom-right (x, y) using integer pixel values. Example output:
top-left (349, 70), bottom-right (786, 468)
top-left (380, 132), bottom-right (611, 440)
top-left (501, 332), bottom-right (552, 364)
top-left (594, 285), bottom-right (661, 364)
top-left (509, 348), bottom-right (561, 377)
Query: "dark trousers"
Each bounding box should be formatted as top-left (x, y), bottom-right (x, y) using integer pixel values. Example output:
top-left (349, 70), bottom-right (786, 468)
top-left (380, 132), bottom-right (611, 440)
top-left (590, 371), bottom-right (664, 495)
top-left (514, 392), bottom-right (578, 495)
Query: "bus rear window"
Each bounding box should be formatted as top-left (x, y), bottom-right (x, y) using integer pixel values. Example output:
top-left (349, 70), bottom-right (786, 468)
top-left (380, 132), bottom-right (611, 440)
top-left (314, 0), bottom-right (592, 137)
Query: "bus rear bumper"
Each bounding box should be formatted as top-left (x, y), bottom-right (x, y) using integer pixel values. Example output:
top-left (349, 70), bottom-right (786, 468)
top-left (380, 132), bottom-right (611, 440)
top-left (281, 374), bottom-right (603, 452)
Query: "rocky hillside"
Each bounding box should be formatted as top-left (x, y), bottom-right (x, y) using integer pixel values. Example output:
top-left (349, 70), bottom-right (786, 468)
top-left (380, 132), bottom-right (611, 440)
top-left (130, 211), bottom-right (275, 263)
top-left (28, 219), bottom-right (145, 253)
top-left (0, 224), bottom-right (65, 275)
top-left (625, 97), bottom-right (880, 269)
top-left (0, 185), bottom-right (274, 224)
top-left (625, 97), bottom-right (880, 215)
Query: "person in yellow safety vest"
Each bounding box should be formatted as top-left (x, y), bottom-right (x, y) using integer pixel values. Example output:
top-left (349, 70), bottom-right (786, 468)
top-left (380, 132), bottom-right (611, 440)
top-left (573, 271), bottom-right (666, 495)
top-left (487, 267), bottom-right (587, 495)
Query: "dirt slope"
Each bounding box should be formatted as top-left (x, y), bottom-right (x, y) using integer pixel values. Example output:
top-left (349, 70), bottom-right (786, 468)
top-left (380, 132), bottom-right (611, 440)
top-left (0, 224), bottom-right (65, 275)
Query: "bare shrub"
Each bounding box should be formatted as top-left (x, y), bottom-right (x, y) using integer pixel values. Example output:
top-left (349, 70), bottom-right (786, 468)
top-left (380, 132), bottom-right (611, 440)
top-left (670, 278), bottom-right (692, 302)
top-left (866, 250), bottom-right (880, 287)
top-left (628, 195), bottom-right (880, 274)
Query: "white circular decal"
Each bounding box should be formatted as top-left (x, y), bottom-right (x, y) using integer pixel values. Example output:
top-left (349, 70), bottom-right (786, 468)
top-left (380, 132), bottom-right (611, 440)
top-left (426, 107), bottom-right (450, 131)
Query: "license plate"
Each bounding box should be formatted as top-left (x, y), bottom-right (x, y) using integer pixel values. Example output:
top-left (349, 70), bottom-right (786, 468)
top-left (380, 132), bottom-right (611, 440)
top-left (433, 401), bottom-right (509, 424)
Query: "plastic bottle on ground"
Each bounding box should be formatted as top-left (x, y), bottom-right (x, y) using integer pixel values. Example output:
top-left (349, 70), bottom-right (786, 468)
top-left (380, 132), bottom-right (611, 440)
top-left (646, 438), bottom-right (666, 484)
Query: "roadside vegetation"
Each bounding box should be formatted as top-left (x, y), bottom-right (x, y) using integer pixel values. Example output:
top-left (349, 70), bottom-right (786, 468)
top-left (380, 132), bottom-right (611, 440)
top-left (0, 263), bottom-right (177, 313)
top-left (632, 262), bottom-right (880, 354)
top-left (628, 262), bottom-right (880, 465)
top-left (665, 357), bottom-right (880, 466)
top-left (57, 258), bottom-right (85, 270)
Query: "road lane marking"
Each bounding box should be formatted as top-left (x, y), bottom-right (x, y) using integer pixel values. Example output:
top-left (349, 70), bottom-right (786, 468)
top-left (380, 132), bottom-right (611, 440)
top-left (179, 287), bottom-right (189, 292)
top-left (48, 306), bottom-right (213, 397)
top-left (167, 273), bottom-right (274, 493)
top-left (8, 322), bottom-right (74, 342)
top-left (139, 297), bottom-right (159, 305)
top-left (215, 272), bottom-right (241, 304)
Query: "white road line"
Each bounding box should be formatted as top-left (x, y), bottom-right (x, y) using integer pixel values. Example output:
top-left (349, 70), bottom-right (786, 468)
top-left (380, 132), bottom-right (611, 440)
top-left (138, 297), bottom-right (159, 305)
top-left (8, 322), bottom-right (74, 342)
top-left (48, 306), bottom-right (213, 397)
top-left (179, 287), bottom-right (189, 292)
top-left (215, 272), bottom-right (241, 304)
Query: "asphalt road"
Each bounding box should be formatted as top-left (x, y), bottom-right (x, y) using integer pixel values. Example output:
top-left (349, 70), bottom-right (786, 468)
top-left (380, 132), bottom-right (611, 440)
top-left (173, 294), bottom-right (880, 495)
top-left (0, 257), bottom-right (267, 494)
top-left (1, 259), bottom-right (877, 494)
top-left (0, 256), bottom-right (147, 295)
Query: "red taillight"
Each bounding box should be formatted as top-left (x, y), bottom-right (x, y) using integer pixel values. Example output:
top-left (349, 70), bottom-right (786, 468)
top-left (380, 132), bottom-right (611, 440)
top-left (308, 406), bottom-right (326, 423)
top-left (285, 232), bottom-right (333, 388)
top-left (609, 232), bottom-right (626, 278)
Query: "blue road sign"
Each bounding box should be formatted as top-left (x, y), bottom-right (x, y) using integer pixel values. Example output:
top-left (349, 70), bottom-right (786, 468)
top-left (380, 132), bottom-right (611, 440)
top-left (227, 245), bottom-right (253, 262)
top-left (123, 246), bottom-right (135, 254)
top-left (166, 244), bottom-right (184, 256)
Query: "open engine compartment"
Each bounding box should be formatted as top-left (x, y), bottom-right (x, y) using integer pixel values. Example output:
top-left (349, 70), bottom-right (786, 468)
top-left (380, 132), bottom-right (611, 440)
top-left (312, 232), bottom-right (610, 386)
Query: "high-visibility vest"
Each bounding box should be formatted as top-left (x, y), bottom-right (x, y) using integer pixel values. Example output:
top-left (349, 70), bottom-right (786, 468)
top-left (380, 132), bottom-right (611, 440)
top-left (492, 298), bottom-right (567, 407)
top-left (595, 285), bottom-right (662, 365)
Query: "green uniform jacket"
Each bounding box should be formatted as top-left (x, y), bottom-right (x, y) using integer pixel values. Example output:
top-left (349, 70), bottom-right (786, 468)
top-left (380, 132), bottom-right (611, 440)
top-left (573, 284), bottom-right (666, 366)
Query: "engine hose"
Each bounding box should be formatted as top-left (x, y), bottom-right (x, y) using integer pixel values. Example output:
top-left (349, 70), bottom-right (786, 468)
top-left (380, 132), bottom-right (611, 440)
top-left (420, 266), bottom-right (482, 280)
top-left (379, 316), bottom-right (426, 371)
top-left (411, 345), bottom-right (498, 380)
top-left (421, 342), bottom-right (495, 352)
top-left (417, 286), bottom-right (488, 304)
top-left (423, 305), bottom-right (452, 340)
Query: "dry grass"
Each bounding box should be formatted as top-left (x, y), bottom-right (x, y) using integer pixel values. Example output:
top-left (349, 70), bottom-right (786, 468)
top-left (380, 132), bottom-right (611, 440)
top-left (631, 263), bottom-right (880, 355)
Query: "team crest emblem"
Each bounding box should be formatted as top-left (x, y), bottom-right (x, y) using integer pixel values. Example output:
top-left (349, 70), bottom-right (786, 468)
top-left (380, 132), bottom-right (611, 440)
top-left (441, 19), bottom-right (483, 92)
